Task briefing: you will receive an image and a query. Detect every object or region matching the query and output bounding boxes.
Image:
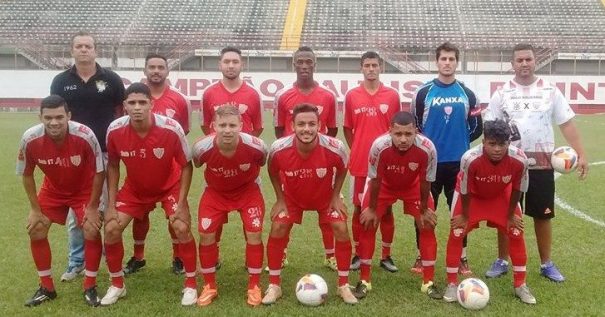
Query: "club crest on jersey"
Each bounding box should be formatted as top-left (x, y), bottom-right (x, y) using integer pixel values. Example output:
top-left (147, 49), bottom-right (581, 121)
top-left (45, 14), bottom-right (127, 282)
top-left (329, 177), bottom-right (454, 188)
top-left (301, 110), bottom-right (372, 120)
top-left (70, 155), bottom-right (81, 166)
top-left (316, 168), bottom-right (327, 178)
top-left (95, 80), bottom-right (107, 93)
top-left (453, 228), bottom-right (464, 237)
top-left (201, 218), bottom-right (212, 230)
top-left (502, 175), bottom-right (512, 184)
top-left (379, 103), bottom-right (389, 114)
top-left (153, 148), bottom-right (165, 159)
top-left (239, 104), bottom-right (248, 114)
top-left (408, 162), bottom-right (419, 171)
top-left (444, 106), bottom-right (453, 115)
top-left (165, 109), bottom-right (176, 118)
top-left (239, 163), bottom-right (251, 171)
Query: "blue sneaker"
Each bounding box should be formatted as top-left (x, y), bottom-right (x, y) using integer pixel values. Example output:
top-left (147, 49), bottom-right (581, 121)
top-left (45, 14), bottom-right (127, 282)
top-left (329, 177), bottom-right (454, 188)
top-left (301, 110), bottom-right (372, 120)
top-left (485, 258), bottom-right (509, 278)
top-left (540, 261), bottom-right (565, 282)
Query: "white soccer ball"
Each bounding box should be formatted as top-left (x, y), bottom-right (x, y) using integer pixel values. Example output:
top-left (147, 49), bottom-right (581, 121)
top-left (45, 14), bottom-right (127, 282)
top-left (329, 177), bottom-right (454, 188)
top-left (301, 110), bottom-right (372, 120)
top-left (457, 278), bottom-right (490, 310)
top-left (295, 274), bottom-right (328, 306)
top-left (551, 146), bottom-right (579, 174)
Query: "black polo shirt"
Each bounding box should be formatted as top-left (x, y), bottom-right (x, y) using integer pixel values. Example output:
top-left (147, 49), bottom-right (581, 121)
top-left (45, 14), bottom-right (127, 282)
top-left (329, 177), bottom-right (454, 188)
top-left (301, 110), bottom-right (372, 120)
top-left (50, 63), bottom-right (125, 151)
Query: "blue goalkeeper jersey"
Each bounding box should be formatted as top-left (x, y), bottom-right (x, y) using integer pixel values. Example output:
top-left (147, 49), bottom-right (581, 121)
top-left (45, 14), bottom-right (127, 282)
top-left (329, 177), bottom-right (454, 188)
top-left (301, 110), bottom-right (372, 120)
top-left (411, 79), bottom-right (482, 163)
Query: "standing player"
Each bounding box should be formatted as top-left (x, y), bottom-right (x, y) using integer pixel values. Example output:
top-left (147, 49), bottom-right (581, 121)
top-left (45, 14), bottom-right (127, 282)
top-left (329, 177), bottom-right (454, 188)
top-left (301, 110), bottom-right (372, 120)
top-left (484, 44), bottom-right (588, 282)
top-left (18, 96), bottom-right (105, 306)
top-left (355, 111), bottom-right (441, 300)
top-left (200, 47), bottom-right (263, 269)
top-left (273, 46), bottom-right (338, 270)
top-left (192, 105), bottom-right (268, 307)
top-left (124, 53), bottom-right (193, 276)
top-left (101, 83), bottom-right (198, 306)
top-left (443, 120), bottom-right (536, 304)
top-left (50, 31), bottom-right (124, 282)
top-left (411, 42), bottom-right (482, 275)
top-left (344, 51), bottom-right (402, 272)
top-left (262, 104), bottom-right (358, 305)
top-left (201, 47), bottom-right (263, 136)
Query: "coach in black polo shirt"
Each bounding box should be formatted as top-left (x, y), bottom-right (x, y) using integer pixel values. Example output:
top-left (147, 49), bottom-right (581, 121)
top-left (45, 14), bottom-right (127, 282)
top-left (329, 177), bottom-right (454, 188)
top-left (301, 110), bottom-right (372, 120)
top-left (50, 31), bottom-right (124, 288)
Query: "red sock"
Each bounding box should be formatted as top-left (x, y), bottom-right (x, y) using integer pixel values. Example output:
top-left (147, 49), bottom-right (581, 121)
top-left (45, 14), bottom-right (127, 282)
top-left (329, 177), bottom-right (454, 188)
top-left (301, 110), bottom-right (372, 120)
top-left (380, 211), bottom-right (394, 259)
top-left (31, 238), bottom-right (54, 291)
top-left (351, 209), bottom-right (361, 255)
top-left (445, 227), bottom-right (466, 285)
top-left (105, 240), bottom-right (125, 288)
top-left (179, 239), bottom-right (197, 288)
top-left (334, 239), bottom-right (352, 286)
top-left (359, 224), bottom-right (378, 282)
top-left (419, 228), bottom-right (437, 283)
top-left (266, 236), bottom-right (288, 285)
top-left (508, 228), bottom-right (527, 288)
top-left (215, 224), bottom-right (223, 261)
top-left (246, 243), bottom-right (263, 289)
top-left (168, 223), bottom-right (180, 259)
top-left (198, 242), bottom-right (218, 288)
top-left (132, 215), bottom-right (149, 260)
top-left (83, 238), bottom-right (103, 290)
top-left (319, 222), bottom-right (335, 258)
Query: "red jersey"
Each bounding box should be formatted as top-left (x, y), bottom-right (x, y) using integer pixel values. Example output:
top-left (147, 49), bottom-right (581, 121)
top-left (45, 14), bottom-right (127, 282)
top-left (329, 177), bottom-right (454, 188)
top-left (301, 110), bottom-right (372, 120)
top-left (16, 121), bottom-right (104, 197)
top-left (273, 83), bottom-right (337, 135)
top-left (368, 133), bottom-right (437, 199)
top-left (201, 81), bottom-right (263, 134)
top-left (458, 144), bottom-right (528, 199)
top-left (268, 134), bottom-right (348, 209)
top-left (151, 85), bottom-right (192, 135)
top-left (343, 83), bottom-right (401, 176)
top-left (106, 114), bottom-right (191, 201)
top-left (192, 133), bottom-right (267, 198)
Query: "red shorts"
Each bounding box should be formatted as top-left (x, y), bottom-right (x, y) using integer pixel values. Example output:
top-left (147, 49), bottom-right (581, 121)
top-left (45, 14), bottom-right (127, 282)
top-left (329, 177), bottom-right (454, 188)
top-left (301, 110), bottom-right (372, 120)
top-left (115, 182), bottom-right (180, 220)
top-left (272, 198), bottom-right (347, 225)
top-left (361, 187), bottom-right (435, 219)
top-left (349, 175), bottom-right (368, 206)
top-left (198, 185), bottom-right (264, 233)
top-left (37, 189), bottom-right (89, 225)
top-left (451, 190), bottom-right (523, 231)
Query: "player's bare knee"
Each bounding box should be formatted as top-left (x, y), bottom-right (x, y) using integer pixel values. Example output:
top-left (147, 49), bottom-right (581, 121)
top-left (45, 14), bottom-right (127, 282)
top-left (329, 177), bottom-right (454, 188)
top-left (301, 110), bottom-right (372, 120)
top-left (270, 222), bottom-right (289, 238)
top-left (331, 222), bottom-right (349, 241)
top-left (170, 220), bottom-right (190, 238)
top-left (104, 222), bottom-right (122, 243)
top-left (28, 222), bottom-right (49, 240)
top-left (83, 224), bottom-right (101, 240)
top-left (199, 232), bottom-right (216, 245)
top-left (245, 231), bottom-right (262, 245)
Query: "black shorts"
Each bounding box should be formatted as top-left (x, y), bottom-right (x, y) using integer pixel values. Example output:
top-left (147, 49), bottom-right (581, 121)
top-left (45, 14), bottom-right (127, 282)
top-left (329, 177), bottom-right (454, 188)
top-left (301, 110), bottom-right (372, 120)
top-left (523, 169), bottom-right (555, 219)
top-left (431, 162), bottom-right (460, 210)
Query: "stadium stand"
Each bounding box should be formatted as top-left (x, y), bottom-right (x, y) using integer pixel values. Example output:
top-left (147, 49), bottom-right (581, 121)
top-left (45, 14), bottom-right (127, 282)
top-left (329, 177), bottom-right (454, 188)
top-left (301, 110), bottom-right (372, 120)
top-left (0, 0), bottom-right (604, 70)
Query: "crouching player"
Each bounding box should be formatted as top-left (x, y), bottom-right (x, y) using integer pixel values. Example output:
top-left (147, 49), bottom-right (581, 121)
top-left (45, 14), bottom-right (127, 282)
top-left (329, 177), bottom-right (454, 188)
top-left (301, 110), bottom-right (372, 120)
top-left (18, 95), bottom-right (105, 306)
top-left (443, 119), bottom-right (536, 304)
top-left (102, 83), bottom-right (198, 306)
top-left (356, 111), bottom-right (441, 300)
top-left (192, 104), bottom-right (268, 307)
top-left (262, 104), bottom-right (358, 305)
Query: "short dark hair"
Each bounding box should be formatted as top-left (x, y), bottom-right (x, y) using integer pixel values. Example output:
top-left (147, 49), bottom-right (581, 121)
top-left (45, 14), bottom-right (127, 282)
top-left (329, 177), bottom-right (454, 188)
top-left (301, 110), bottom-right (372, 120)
top-left (435, 42), bottom-right (459, 61)
top-left (512, 43), bottom-right (535, 58)
top-left (40, 95), bottom-right (69, 113)
top-left (292, 103), bottom-right (319, 121)
top-left (124, 83), bottom-right (151, 100)
top-left (294, 46), bottom-right (315, 59)
top-left (390, 111), bottom-right (416, 127)
top-left (71, 31), bottom-right (96, 49)
top-left (220, 46), bottom-right (242, 59)
top-left (483, 120), bottom-right (511, 143)
top-left (361, 51), bottom-right (381, 65)
top-left (145, 53), bottom-right (167, 66)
